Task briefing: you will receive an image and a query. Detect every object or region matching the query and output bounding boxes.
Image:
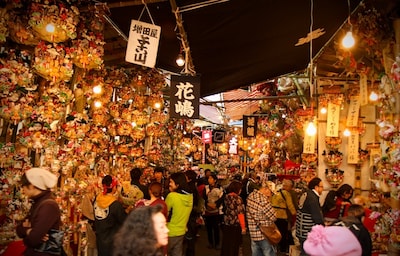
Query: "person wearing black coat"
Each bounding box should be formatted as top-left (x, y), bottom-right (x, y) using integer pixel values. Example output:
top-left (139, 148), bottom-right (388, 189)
top-left (333, 204), bottom-right (372, 256)
top-left (295, 177), bottom-right (325, 256)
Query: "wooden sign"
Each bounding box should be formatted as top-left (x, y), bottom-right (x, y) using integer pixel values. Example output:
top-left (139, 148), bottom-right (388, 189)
top-left (126, 20), bottom-right (161, 68)
top-left (326, 103), bottom-right (340, 137)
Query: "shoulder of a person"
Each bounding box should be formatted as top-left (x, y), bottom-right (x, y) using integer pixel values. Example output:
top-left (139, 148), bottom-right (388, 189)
top-left (39, 198), bottom-right (59, 208)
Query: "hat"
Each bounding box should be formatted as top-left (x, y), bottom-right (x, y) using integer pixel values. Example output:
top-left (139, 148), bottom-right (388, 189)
top-left (25, 168), bottom-right (58, 190)
top-left (304, 225), bottom-right (362, 256)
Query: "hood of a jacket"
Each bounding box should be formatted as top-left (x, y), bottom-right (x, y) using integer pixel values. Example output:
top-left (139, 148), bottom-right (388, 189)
top-left (96, 194), bottom-right (117, 209)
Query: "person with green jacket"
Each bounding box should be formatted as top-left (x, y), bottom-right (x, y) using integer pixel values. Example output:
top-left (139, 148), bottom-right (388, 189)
top-left (165, 172), bottom-right (193, 256)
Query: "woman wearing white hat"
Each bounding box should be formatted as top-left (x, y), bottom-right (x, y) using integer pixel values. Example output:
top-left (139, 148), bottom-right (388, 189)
top-left (16, 167), bottom-right (61, 255)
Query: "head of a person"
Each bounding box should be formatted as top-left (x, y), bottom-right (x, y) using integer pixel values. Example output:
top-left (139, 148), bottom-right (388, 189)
top-left (102, 175), bottom-right (118, 195)
top-left (304, 225), bottom-right (362, 256)
top-left (347, 204), bottom-right (365, 221)
top-left (149, 182), bottom-right (163, 199)
top-left (353, 195), bottom-right (371, 208)
top-left (258, 182), bottom-right (272, 197)
top-left (282, 179), bottom-right (294, 191)
top-left (226, 180), bottom-right (242, 195)
top-left (337, 184), bottom-right (354, 200)
top-left (204, 169), bottom-right (212, 178)
top-left (308, 177), bottom-right (323, 195)
top-left (113, 205), bottom-right (169, 256)
top-left (249, 171), bottom-right (257, 180)
top-left (169, 172), bottom-right (190, 194)
top-left (184, 170), bottom-right (197, 183)
top-left (20, 168), bottom-right (58, 198)
top-left (233, 173), bottom-right (242, 182)
top-left (208, 173), bottom-right (218, 186)
top-left (130, 168), bottom-right (143, 182)
top-left (154, 167), bottom-right (165, 181)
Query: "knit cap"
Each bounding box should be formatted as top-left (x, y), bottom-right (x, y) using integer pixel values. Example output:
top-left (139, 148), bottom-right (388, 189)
top-left (304, 225), bottom-right (362, 256)
top-left (25, 168), bottom-right (58, 190)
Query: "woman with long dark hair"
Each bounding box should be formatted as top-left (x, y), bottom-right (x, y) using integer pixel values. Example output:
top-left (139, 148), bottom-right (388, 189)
top-left (113, 205), bottom-right (169, 256)
top-left (322, 183), bottom-right (353, 222)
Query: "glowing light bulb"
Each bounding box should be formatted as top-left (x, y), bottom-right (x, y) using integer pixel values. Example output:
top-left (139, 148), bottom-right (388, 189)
top-left (45, 23), bottom-right (55, 33)
top-left (176, 54), bottom-right (185, 67)
top-left (369, 91), bottom-right (378, 101)
top-left (342, 31), bottom-right (355, 48)
top-left (320, 107), bottom-right (327, 114)
top-left (154, 102), bottom-right (161, 109)
top-left (94, 101), bottom-right (102, 108)
top-left (306, 121), bottom-right (317, 136)
top-left (93, 85), bottom-right (102, 94)
top-left (131, 122), bottom-right (137, 127)
top-left (343, 128), bottom-right (351, 137)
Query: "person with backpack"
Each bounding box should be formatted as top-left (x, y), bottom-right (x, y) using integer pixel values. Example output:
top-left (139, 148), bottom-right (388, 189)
top-left (270, 181), bottom-right (297, 255)
top-left (333, 204), bottom-right (372, 256)
top-left (203, 173), bottom-right (224, 250)
top-left (94, 175), bottom-right (127, 256)
top-left (240, 172), bottom-right (260, 205)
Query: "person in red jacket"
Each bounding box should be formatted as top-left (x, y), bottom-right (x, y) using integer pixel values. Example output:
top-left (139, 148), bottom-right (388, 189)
top-left (322, 184), bottom-right (354, 223)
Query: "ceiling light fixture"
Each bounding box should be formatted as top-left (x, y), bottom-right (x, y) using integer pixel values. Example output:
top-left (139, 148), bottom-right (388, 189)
top-left (342, 0), bottom-right (355, 48)
top-left (176, 53), bottom-right (185, 67)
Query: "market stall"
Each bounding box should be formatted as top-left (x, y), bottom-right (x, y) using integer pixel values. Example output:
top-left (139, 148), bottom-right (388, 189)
top-left (0, 0), bottom-right (399, 255)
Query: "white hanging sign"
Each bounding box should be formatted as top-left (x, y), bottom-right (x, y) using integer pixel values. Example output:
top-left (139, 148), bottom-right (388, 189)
top-left (347, 133), bottom-right (359, 164)
top-left (326, 102), bottom-right (340, 137)
top-left (346, 98), bottom-right (360, 127)
top-left (125, 20), bottom-right (161, 68)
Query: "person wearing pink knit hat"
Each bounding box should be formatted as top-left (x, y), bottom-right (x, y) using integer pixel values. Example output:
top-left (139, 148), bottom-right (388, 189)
top-left (304, 225), bottom-right (362, 256)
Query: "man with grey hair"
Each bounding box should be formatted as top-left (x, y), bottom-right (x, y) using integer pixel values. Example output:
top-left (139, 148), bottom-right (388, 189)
top-left (246, 182), bottom-right (277, 256)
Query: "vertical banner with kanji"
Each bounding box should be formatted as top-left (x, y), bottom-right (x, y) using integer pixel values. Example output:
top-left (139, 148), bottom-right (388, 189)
top-left (169, 75), bottom-right (200, 119)
top-left (326, 102), bottom-right (340, 137)
top-left (126, 20), bottom-right (161, 68)
top-left (243, 116), bottom-right (258, 137)
top-left (347, 133), bottom-right (359, 164)
top-left (347, 98), bottom-right (360, 127)
top-left (359, 74), bottom-right (369, 106)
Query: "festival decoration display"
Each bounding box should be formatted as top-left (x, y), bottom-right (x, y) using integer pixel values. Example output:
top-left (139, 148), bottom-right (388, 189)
top-left (33, 41), bottom-right (74, 82)
top-left (28, 2), bottom-right (79, 43)
top-left (7, 12), bottom-right (40, 46)
top-left (0, 8), bottom-right (9, 43)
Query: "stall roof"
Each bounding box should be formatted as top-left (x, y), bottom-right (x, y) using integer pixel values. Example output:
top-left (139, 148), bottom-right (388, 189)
top-left (101, 0), bottom-right (399, 97)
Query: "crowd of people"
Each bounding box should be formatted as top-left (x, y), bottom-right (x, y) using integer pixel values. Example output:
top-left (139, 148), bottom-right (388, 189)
top-left (12, 167), bottom-right (375, 256)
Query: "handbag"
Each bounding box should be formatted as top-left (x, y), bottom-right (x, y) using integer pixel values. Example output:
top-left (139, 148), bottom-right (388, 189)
top-left (34, 229), bottom-right (64, 255)
top-left (260, 222), bottom-right (282, 245)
